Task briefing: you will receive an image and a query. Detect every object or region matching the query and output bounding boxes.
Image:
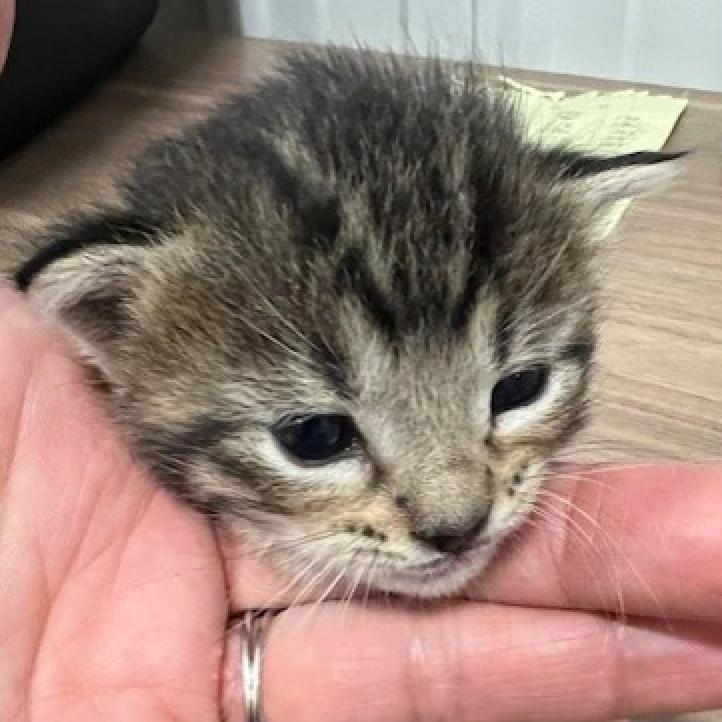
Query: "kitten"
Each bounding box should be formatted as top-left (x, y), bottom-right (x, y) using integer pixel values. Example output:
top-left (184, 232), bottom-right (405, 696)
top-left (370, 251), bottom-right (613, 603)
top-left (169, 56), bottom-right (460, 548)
top-left (6, 48), bottom-right (679, 599)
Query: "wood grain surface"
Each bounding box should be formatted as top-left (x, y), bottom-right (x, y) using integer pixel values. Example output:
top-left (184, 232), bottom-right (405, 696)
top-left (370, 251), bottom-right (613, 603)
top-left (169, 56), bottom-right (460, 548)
top-left (0, 29), bottom-right (719, 721)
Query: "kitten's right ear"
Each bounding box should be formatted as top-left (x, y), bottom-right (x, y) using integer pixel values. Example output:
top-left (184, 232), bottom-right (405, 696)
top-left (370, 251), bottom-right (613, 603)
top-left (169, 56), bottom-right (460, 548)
top-left (15, 211), bottom-right (156, 379)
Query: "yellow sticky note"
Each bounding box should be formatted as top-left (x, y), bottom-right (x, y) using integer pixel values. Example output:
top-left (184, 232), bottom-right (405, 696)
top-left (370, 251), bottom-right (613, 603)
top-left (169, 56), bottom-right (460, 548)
top-left (502, 78), bottom-right (688, 232)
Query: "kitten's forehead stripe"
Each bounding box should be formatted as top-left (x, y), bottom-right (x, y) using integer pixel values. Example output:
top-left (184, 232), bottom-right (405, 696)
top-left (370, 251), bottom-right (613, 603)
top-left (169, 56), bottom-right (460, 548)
top-left (335, 249), bottom-right (398, 338)
top-left (450, 257), bottom-right (491, 332)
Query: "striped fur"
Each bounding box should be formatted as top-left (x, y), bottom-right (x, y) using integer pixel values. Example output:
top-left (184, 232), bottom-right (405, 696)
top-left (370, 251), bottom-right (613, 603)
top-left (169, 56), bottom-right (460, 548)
top-left (4, 48), bottom-right (679, 597)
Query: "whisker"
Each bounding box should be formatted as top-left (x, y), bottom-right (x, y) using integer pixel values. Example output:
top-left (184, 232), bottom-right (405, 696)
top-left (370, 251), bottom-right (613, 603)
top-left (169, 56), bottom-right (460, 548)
top-left (536, 486), bottom-right (670, 627)
top-left (298, 562), bottom-right (350, 631)
top-left (531, 496), bottom-right (624, 623)
top-left (340, 549), bottom-right (366, 621)
top-left (361, 550), bottom-right (380, 609)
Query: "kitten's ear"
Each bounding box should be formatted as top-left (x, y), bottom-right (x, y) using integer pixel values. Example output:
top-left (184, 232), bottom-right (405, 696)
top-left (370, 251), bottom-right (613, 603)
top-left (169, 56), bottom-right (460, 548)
top-left (550, 150), bottom-right (686, 239)
top-left (558, 150), bottom-right (686, 206)
top-left (15, 211), bottom-right (154, 381)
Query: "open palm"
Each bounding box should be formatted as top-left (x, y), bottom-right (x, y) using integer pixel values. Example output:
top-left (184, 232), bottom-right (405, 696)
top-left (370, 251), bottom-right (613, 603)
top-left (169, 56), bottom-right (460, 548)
top-left (0, 292), bottom-right (231, 720)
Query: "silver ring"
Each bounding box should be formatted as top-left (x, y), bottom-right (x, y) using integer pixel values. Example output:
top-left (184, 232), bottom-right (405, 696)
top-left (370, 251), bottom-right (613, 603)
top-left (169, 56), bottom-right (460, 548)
top-left (238, 609), bottom-right (277, 722)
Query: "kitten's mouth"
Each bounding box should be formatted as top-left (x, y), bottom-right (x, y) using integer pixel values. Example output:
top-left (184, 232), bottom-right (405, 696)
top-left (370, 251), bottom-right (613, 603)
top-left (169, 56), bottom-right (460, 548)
top-left (404, 552), bottom-right (471, 576)
top-left (401, 542), bottom-right (489, 577)
top-left (376, 539), bottom-right (496, 597)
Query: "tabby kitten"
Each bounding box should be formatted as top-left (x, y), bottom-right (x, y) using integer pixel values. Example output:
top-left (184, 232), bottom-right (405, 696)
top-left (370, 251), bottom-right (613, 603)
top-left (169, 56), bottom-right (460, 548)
top-left (8, 48), bottom-right (679, 598)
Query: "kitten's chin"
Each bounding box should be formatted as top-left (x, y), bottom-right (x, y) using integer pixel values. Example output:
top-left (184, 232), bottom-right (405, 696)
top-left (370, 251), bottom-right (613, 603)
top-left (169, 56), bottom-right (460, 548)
top-left (371, 541), bottom-right (500, 599)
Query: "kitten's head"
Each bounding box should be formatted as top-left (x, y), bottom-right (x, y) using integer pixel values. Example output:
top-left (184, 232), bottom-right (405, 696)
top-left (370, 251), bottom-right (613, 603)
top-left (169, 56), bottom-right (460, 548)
top-left (17, 50), bottom-right (681, 597)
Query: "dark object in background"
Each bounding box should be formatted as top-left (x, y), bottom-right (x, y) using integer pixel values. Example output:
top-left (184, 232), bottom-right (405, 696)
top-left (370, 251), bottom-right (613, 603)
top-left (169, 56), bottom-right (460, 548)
top-left (0, 0), bottom-right (159, 159)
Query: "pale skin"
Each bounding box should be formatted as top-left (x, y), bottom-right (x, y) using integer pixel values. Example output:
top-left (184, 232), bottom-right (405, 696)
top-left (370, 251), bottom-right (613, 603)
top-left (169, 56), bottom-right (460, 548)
top-left (2, 11), bottom-right (722, 717)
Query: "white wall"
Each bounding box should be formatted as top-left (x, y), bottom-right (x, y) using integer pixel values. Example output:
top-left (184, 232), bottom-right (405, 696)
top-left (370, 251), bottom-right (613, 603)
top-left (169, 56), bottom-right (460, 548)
top-left (202, 0), bottom-right (722, 92)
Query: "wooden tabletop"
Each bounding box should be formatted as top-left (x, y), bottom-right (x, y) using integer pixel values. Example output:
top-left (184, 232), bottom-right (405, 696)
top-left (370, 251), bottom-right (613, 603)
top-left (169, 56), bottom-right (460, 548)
top-left (1, 29), bottom-right (720, 463)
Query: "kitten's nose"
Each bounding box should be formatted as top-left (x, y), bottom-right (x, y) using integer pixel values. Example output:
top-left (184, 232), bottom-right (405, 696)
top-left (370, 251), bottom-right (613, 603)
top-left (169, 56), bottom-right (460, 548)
top-left (414, 508), bottom-right (491, 555)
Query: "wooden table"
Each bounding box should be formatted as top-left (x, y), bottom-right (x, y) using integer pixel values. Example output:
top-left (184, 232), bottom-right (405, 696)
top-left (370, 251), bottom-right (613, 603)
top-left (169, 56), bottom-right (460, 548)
top-left (0, 28), bottom-right (720, 722)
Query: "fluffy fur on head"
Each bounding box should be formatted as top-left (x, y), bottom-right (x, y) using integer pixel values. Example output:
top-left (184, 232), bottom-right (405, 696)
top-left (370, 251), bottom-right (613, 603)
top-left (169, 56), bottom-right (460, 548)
top-left (9, 48), bottom-right (680, 598)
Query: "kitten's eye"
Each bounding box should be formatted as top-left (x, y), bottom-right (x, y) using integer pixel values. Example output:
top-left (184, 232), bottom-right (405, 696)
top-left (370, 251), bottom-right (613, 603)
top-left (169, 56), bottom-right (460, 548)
top-left (491, 367), bottom-right (549, 415)
top-left (272, 413), bottom-right (358, 464)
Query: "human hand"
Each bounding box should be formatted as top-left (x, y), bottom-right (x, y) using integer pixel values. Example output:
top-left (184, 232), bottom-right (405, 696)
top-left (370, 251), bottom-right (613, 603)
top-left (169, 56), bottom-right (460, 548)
top-left (227, 466), bottom-right (722, 722)
top-left (2, 286), bottom-right (721, 722)
top-left (0, 287), bottom-right (228, 720)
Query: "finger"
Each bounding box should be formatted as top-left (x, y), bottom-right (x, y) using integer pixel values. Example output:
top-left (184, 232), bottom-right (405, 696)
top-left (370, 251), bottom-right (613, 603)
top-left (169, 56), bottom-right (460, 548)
top-left (223, 463), bottom-right (722, 623)
top-left (222, 601), bottom-right (722, 722)
top-left (473, 463), bottom-right (722, 622)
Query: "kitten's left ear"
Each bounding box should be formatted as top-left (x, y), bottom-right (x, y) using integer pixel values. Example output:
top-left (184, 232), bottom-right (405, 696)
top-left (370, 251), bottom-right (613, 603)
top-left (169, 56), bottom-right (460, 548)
top-left (550, 149), bottom-right (686, 239)
top-left (555, 149), bottom-right (686, 206)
